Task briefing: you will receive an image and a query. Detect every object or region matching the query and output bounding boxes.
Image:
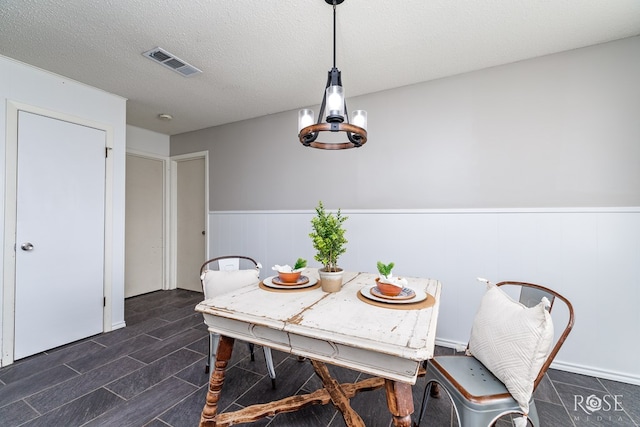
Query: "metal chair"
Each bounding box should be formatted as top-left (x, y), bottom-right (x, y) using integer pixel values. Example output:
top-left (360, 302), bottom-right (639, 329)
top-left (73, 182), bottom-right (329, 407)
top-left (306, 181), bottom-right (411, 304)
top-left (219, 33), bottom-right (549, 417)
top-left (415, 281), bottom-right (574, 427)
top-left (200, 255), bottom-right (277, 389)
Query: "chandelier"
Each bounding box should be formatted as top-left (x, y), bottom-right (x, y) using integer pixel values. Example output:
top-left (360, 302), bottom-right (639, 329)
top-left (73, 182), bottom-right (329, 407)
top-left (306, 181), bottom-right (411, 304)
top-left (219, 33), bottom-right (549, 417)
top-left (298, 0), bottom-right (367, 150)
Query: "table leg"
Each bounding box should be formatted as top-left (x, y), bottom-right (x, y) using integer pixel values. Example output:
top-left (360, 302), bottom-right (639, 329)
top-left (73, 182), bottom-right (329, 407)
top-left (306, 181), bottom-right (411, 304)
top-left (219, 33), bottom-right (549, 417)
top-left (200, 335), bottom-right (235, 427)
top-left (385, 379), bottom-right (414, 427)
top-left (311, 360), bottom-right (366, 427)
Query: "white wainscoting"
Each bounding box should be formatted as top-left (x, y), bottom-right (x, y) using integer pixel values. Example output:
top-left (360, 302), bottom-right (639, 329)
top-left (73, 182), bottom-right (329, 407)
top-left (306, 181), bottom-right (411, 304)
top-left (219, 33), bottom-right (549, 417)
top-left (209, 208), bottom-right (640, 385)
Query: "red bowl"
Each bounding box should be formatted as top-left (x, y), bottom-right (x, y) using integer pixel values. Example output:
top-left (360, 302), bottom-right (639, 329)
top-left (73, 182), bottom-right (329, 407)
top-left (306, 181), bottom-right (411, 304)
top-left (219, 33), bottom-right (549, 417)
top-left (375, 278), bottom-right (403, 296)
top-left (278, 271), bottom-right (302, 283)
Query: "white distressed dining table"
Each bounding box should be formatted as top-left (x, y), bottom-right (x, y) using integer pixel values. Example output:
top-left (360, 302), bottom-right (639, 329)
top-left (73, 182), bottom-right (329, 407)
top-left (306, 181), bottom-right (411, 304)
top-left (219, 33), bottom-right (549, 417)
top-left (195, 269), bottom-right (441, 427)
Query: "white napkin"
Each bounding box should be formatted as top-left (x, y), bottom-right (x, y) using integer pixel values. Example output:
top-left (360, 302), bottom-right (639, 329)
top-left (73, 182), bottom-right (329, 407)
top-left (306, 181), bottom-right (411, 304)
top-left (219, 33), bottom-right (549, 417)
top-left (272, 264), bottom-right (293, 273)
top-left (272, 264), bottom-right (305, 273)
top-left (378, 273), bottom-right (408, 288)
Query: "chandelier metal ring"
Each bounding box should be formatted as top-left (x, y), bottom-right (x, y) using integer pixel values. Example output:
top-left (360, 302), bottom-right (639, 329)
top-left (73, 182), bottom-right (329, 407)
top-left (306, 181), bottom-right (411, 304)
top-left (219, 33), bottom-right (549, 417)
top-left (299, 122), bottom-right (368, 150)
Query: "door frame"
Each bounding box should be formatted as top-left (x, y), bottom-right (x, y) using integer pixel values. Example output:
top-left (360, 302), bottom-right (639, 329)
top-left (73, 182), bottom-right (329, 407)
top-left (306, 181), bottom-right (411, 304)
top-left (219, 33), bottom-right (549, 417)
top-left (125, 150), bottom-right (171, 293)
top-left (1, 101), bottom-right (114, 366)
top-left (169, 151), bottom-right (209, 290)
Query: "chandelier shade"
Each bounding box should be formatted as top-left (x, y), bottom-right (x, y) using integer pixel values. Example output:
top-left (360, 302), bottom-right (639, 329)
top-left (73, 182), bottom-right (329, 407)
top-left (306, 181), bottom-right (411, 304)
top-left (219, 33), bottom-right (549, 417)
top-left (298, 0), bottom-right (367, 150)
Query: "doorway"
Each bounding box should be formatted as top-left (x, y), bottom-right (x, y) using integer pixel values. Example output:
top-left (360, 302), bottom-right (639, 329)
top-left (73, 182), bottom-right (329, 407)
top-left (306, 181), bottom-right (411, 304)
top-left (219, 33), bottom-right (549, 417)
top-left (172, 153), bottom-right (208, 293)
top-left (125, 153), bottom-right (167, 297)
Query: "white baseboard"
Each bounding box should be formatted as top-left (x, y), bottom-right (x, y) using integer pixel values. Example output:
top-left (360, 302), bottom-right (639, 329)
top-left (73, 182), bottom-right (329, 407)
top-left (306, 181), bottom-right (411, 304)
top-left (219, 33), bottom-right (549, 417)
top-left (551, 360), bottom-right (640, 386)
top-left (111, 321), bottom-right (126, 331)
top-left (434, 338), bottom-right (467, 353)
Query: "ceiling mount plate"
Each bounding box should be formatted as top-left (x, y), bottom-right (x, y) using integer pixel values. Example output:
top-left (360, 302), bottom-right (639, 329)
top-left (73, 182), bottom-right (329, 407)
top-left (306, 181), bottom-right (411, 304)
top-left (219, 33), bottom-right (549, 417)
top-left (325, 0), bottom-right (345, 5)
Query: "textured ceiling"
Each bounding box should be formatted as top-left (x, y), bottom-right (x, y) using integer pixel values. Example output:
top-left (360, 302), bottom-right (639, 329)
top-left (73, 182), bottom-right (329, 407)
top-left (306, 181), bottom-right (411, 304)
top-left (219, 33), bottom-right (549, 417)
top-left (1, 0), bottom-right (640, 136)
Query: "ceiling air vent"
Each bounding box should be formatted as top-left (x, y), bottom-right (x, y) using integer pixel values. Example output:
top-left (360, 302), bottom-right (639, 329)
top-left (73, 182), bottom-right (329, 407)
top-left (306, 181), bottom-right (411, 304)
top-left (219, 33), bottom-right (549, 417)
top-left (142, 47), bottom-right (202, 77)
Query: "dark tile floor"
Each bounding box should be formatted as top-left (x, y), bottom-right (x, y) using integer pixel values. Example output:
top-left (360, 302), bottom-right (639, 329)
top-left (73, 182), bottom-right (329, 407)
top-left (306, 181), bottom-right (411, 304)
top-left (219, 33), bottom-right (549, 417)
top-left (0, 289), bottom-right (638, 426)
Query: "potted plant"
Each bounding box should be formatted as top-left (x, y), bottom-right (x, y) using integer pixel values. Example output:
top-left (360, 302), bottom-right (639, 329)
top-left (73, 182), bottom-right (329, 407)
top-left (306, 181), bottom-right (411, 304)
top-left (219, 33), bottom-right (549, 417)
top-left (309, 201), bottom-right (348, 292)
top-left (375, 261), bottom-right (408, 296)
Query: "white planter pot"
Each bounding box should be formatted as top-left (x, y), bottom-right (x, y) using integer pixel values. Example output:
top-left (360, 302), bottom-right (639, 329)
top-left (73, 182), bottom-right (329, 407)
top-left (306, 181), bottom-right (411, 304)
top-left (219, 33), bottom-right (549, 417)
top-left (318, 268), bottom-right (344, 293)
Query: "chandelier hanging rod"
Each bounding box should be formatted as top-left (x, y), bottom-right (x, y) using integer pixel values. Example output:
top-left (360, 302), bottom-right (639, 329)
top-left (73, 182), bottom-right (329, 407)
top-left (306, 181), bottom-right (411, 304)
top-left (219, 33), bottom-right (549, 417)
top-left (332, 0), bottom-right (337, 69)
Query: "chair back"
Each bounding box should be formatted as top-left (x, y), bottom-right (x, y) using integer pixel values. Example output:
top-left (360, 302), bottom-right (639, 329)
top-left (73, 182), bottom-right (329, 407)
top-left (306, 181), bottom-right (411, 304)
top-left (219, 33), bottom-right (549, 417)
top-left (199, 255), bottom-right (260, 298)
top-left (200, 255), bottom-right (259, 274)
top-left (495, 281), bottom-right (575, 390)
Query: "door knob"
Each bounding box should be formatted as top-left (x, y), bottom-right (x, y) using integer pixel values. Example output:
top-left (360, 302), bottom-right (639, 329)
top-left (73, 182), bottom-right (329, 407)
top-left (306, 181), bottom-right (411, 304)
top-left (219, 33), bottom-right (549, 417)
top-left (21, 242), bottom-right (34, 251)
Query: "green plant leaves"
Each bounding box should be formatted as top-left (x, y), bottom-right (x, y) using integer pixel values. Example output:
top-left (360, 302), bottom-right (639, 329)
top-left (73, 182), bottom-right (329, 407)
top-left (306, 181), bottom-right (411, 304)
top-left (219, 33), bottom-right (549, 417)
top-left (309, 201), bottom-right (348, 272)
top-left (293, 258), bottom-right (307, 270)
top-left (376, 261), bottom-right (394, 277)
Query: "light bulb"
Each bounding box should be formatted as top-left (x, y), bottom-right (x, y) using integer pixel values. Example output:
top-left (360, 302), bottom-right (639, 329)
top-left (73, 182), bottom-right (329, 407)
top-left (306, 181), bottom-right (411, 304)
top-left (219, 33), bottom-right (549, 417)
top-left (352, 110), bottom-right (367, 130)
top-left (298, 109), bottom-right (314, 132)
top-left (325, 85), bottom-right (345, 119)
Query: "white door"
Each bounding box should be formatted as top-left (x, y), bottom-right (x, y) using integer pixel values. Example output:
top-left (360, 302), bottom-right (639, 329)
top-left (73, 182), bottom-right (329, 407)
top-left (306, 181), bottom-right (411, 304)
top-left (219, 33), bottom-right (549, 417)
top-left (14, 111), bottom-right (105, 359)
top-left (125, 154), bottom-right (165, 297)
top-left (176, 157), bottom-right (206, 292)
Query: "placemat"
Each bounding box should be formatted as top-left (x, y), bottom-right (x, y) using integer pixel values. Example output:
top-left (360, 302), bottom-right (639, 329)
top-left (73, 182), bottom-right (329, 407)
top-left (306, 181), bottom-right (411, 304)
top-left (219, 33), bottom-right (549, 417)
top-left (259, 281), bottom-right (321, 293)
top-left (357, 290), bottom-right (436, 310)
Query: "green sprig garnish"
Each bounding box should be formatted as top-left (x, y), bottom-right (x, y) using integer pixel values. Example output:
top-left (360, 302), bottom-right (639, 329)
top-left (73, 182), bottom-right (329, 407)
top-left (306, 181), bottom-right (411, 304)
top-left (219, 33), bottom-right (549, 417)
top-left (294, 258), bottom-right (307, 270)
top-left (376, 261), bottom-right (395, 277)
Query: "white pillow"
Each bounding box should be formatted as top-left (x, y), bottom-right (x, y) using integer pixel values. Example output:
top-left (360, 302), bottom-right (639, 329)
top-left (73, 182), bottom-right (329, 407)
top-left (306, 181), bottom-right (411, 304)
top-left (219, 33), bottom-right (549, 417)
top-left (467, 283), bottom-right (554, 416)
top-left (200, 269), bottom-right (259, 298)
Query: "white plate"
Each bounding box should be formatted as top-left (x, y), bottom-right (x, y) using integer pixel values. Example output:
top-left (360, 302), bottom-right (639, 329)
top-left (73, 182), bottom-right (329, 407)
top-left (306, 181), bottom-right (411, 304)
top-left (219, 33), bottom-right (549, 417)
top-left (263, 275), bottom-right (318, 290)
top-left (361, 284), bottom-right (427, 304)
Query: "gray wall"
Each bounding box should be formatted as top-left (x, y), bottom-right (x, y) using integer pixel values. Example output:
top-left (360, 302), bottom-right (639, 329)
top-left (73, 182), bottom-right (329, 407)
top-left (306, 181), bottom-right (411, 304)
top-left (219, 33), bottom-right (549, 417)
top-left (171, 35), bottom-right (640, 211)
top-left (171, 37), bottom-right (640, 384)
